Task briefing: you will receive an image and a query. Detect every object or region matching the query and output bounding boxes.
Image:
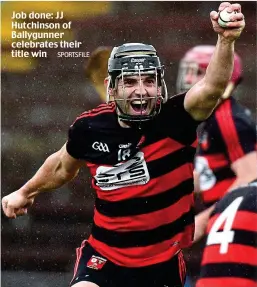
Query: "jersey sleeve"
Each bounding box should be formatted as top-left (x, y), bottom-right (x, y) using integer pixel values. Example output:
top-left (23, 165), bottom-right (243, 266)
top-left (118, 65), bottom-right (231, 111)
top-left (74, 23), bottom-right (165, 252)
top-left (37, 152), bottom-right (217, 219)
top-left (159, 93), bottom-right (202, 145)
top-left (215, 100), bottom-right (256, 163)
top-left (66, 116), bottom-right (92, 160)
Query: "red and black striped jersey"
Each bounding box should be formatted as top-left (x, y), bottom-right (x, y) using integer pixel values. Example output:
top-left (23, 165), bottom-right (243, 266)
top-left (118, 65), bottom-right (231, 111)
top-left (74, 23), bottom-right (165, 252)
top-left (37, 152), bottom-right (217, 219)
top-left (196, 182), bottom-right (257, 287)
top-left (66, 93), bottom-right (200, 267)
top-left (195, 97), bottom-right (256, 207)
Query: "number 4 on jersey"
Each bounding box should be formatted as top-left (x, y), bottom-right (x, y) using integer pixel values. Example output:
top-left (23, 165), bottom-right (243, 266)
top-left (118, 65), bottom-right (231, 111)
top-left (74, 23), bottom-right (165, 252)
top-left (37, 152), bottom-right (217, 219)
top-left (207, 196), bottom-right (244, 254)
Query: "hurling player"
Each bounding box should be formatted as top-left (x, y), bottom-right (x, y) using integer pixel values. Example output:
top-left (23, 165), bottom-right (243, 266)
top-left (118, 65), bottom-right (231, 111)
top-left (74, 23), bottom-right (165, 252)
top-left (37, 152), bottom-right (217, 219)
top-left (196, 180), bottom-right (257, 287)
top-left (2, 3), bottom-right (245, 287)
top-left (176, 45), bottom-right (257, 242)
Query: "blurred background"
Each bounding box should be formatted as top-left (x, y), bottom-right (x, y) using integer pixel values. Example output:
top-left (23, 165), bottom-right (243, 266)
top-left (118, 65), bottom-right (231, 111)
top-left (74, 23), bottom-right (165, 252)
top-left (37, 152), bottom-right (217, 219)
top-left (1, 1), bottom-right (256, 286)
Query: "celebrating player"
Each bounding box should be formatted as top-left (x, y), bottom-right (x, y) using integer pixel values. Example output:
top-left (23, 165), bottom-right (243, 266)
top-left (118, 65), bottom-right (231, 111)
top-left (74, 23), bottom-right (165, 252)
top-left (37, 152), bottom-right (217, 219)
top-left (2, 3), bottom-right (245, 287)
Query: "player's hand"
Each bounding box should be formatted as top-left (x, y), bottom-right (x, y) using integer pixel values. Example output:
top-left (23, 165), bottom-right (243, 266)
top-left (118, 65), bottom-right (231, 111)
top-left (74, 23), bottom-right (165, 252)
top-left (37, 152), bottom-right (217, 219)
top-left (2, 190), bottom-right (34, 219)
top-left (210, 2), bottom-right (245, 42)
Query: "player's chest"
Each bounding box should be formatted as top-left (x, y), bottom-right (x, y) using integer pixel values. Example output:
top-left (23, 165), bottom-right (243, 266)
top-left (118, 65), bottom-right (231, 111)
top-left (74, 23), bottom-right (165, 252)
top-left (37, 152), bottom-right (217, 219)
top-left (87, 127), bottom-right (155, 165)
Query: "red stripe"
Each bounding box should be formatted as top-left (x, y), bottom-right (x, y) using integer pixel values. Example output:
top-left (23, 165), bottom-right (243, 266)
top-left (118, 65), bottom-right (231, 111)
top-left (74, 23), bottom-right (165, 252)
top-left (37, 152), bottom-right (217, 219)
top-left (79, 104), bottom-right (110, 116)
top-left (91, 163), bottom-right (193, 201)
top-left (201, 243), bottom-right (257, 267)
top-left (180, 223), bottom-right (195, 249)
top-left (76, 103), bottom-right (114, 118)
top-left (89, 102), bottom-right (115, 113)
top-left (182, 252), bottom-right (187, 281)
top-left (191, 139), bottom-right (198, 148)
top-left (215, 99), bottom-right (244, 162)
top-left (76, 106), bottom-right (115, 120)
top-left (196, 277), bottom-right (256, 287)
top-left (207, 211), bottom-right (257, 233)
top-left (201, 178), bottom-right (235, 203)
top-left (178, 251), bottom-right (183, 284)
top-left (141, 138), bottom-right (185, 161)
top-left (201, 244), bottom-right (257, 266)
top-left (94, 193), bottom-right (193, 231)
top-left (70, 240), bottom-right (87, 283)
top-left (88, 234), bottom-right (182, 267)
top-left (97, 103), bottom-right (113, 108)
top-left (178, 251), bottom-right (186, 285)
top-left (196, 153), bottom-right (229, 170)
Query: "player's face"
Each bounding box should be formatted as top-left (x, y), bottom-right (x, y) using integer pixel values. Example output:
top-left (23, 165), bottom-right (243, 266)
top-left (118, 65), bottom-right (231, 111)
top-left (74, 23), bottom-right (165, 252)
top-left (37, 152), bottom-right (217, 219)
top-left (178, 62), bottom-right (206, 93)
top-left (114, 75), bottom-right (161, 117)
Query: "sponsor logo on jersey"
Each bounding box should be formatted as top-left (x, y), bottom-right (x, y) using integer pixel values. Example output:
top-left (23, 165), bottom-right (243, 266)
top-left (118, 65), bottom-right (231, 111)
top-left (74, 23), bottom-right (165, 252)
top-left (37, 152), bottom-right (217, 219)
top-left (87, 255), bottom-right (107, 270)
top-left (119, 143), bottom-right (132, 149)
top-left (92, 141), bottom-right (110, 153)
top-left (94, 151), bottom-right (150, 190)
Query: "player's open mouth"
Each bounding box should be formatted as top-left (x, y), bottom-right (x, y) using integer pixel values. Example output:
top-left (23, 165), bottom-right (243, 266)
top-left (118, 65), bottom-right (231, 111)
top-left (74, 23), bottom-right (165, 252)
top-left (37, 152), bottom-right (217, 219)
top-left (130, 99), bottom-right (148, 113)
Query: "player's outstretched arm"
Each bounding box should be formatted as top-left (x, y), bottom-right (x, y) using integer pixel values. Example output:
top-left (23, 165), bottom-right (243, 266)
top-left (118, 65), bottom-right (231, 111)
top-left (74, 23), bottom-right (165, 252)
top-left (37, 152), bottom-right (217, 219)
top-left (184, 2), bottom-right (245, 121)
top-left (2, 144), bottom-right (84, 219)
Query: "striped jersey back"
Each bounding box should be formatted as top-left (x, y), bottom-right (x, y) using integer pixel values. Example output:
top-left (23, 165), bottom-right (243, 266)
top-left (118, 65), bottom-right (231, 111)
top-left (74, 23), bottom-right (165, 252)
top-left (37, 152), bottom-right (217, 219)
top-left (196, 183), bottom-right (257, 287)
top-left (195, 97), bottom-right (256, 207)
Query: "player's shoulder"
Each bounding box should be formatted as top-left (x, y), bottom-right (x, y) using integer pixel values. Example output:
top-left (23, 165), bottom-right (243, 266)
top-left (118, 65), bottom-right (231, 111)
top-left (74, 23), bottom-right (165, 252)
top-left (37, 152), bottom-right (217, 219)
top-left (76, 102), bottom-right (116, 121)
top-left (214, 182), bottom-right (257, 214)
top-left (166, 92), bottom-right (186, 106)
top-left (72, 102), bottom-right (116, 128)
top-left (161, 92), bottom-right (192, 119)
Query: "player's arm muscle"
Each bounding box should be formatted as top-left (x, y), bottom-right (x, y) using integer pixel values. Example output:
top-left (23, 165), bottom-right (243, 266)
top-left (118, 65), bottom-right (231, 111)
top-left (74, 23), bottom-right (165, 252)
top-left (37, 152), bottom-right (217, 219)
top-left (18, 144), bottom-right (84, 198)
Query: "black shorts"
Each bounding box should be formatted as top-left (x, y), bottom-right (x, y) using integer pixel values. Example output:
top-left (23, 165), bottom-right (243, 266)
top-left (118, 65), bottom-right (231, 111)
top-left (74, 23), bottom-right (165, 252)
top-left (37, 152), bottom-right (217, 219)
top-left (70, 241), bottom-right (186, 287)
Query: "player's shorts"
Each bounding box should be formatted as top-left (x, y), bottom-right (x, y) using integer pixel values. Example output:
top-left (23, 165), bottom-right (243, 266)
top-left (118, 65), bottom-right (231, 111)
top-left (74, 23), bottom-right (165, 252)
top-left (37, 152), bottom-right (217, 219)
top-left (70, 241), bottom-right (186, 287)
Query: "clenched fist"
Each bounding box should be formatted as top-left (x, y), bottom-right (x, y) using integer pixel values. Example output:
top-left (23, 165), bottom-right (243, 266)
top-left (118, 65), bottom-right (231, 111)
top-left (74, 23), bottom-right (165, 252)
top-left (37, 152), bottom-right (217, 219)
top-left (210, 2), bottom-right (245, 41)
top-left (2, 190), bottom-right (34, 219)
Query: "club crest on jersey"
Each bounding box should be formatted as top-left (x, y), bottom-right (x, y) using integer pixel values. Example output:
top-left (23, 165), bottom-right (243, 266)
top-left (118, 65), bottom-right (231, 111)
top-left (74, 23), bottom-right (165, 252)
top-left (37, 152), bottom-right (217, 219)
top-left (199, 131), bottom-right (209, 151)
top-left (92, 141), bottom-right (110, 153)
top-left (87, 255), bottom-right (107, 270)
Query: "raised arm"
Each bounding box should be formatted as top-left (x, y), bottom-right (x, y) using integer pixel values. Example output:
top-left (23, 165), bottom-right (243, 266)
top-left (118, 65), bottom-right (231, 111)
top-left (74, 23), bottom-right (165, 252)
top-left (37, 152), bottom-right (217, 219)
top-left (184, 2), bottom-right (245, 121)
top-left (2, 144), bottom-right (84, 218)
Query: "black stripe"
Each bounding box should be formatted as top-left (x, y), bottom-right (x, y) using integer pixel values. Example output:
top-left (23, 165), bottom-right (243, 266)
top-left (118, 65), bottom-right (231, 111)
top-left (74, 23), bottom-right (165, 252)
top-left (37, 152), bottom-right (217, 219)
top-left (204, 200), bottom-right (217, 208)
top-left (200, 263), bottom-right (257, 281)
top-left (95, 178), bottom-right (193, 217)
top-left (215, 187), bottom-right (257, 213)
top-left (214, 166), bottom-right (235, 181)
top-left (147, 147), bottom-right (195, 179)
top-left (231, 229), bottom-right (257, 248)
top-left (92, 208), bottom-right (194, 247)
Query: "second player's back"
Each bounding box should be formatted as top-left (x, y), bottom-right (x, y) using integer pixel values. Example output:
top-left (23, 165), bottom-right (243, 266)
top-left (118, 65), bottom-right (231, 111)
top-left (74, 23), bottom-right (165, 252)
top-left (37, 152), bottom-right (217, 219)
top-left (196, 181), bottom-right (257, 287)
top-left (195, 97), bottom-right (256, 206)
